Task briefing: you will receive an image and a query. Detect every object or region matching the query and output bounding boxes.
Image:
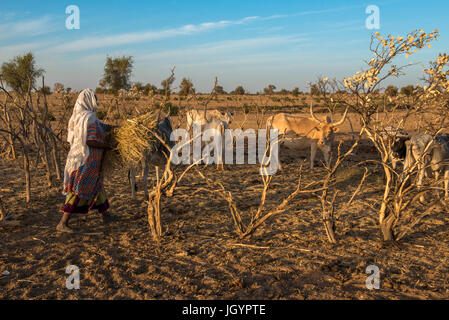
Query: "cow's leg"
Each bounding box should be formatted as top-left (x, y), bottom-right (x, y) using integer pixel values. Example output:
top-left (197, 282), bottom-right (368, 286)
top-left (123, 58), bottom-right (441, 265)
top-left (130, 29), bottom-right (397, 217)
top-left (129, 167), bottom-right (137, 200)
top-left (434, 170), bottom-right (441, 197)
top-left (310, 142), bottom-right (317, 170)
top-left (391, 158), bottom-right (397, 171)
top-left (322, 145), bottom-right (331, 168)
top-left (273, 133), bottom-right (282, 171)
top-left (417, 163), bottom-right (426, 202)
top-left (218, 135), bottom-right (225, 171)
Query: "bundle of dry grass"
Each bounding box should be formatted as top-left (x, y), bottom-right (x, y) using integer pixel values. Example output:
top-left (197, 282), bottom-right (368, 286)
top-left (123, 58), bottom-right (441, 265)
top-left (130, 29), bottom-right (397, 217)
top-left (114, 112), bottom-right (160, 166)
top-left (101, 128), bottom-right (122, 176)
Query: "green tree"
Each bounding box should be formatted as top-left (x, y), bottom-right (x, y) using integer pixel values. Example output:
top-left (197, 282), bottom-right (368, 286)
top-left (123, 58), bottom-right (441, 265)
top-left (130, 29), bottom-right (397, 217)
top-left (39, 85), bottom-right (51, 95)
top-left (0, 52), bottom-right (44, 94)
top-left (214, 85), bottom-right (226, 95)
top-left (99, 56), bottom-right (134, 94)
top-left (310, 84), bottom-right (320, 96)
top-left (264, 84), bottom-right (276, 95)
top-left (132, 82), bottom-right (144, 92)
top-left (385, 85), bottom-right (398, 97)
top-left (401, 85), bottom-right (415, 96)
top-left (292, 87), bottom-right (300, 96)
top-left (179, 78), bottom-right (195, 96)
top-left (95, 87), bottom-right (106, 94)
top-left (143, 83), bottom-right (157, 96)
top-left (234, 86), bottom-right (245, 95)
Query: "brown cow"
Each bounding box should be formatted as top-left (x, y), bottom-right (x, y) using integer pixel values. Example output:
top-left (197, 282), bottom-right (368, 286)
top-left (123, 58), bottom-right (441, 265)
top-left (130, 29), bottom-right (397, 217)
top-left (266, 105), bottom-right (348, 170)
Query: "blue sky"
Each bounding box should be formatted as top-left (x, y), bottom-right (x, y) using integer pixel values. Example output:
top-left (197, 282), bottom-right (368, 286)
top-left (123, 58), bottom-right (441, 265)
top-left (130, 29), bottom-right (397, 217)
top-left (0, 0), bottom-right (448, 92)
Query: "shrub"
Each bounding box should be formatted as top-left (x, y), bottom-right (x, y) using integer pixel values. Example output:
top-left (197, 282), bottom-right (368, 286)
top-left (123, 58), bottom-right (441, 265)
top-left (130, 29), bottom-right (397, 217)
top-left (385, 85), bottom-right (398, 97)
top-left (163, 102), bottom-right (179, 116)
top-left (401, 85), bottom-right (415, 96)
top-left (233, 86), bottom-right (245, 95)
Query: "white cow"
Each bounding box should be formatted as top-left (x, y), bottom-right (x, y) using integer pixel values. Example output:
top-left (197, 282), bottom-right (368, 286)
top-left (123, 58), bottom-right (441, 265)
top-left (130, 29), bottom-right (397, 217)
top-left (403, 133), bottom-right (449, 201)
top-left (186, 109), bottom-right (234, 132)
top-left (200, 117), bottom-right (230, 170)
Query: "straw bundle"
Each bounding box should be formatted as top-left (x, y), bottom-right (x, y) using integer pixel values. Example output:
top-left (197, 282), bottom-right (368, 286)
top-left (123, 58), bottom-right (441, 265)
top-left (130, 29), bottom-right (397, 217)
top-left (101, 128), bottom-right (122, 176)
top-left (114, 112), bottom-right (161, 166)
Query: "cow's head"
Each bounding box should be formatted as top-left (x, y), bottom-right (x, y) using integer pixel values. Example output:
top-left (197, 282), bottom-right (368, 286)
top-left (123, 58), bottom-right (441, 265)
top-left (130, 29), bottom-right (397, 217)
top-left (381, 127), bottom-right (409, 161)
top-left (310, 105), bottom-right (348, 147)
top-left (391, 136), bottom-right (409, 160)
top-left (221, 111), bottom-right (234, 125)
top-left (157, 116), bottom-right (175, 149)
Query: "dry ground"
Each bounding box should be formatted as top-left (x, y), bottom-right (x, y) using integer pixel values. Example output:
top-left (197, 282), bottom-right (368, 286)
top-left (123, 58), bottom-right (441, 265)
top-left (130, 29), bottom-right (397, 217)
top-left (0, 97), bottom-right (448, 300)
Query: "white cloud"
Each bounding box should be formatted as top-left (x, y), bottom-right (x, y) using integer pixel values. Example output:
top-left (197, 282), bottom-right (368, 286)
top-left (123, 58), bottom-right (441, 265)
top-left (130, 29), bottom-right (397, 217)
top-left (138, 36), bottom-right (306, 61)
top-left (0, 16), bottom-right (56, 40)
top-left (50, 16), bottom-right (261, 53)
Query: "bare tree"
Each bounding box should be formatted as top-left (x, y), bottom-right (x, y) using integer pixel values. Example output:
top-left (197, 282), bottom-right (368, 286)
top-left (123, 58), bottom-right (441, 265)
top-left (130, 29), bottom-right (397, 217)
top-left (321, 29), bottom-right (444, 243)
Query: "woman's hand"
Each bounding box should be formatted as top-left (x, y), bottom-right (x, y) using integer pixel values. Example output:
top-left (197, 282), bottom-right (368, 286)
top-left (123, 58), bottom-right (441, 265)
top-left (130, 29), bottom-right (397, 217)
top-left (105, 124), bottom-right (118, 132)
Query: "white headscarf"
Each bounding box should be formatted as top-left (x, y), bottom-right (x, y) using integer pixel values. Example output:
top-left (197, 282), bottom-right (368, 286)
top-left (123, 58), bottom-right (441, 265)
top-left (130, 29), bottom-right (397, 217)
top-left (63, 89), bottom-right (99, 193)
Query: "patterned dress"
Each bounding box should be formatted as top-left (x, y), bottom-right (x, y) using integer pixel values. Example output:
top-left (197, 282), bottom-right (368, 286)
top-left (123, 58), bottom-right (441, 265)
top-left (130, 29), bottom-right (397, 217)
top-left (62, 120), bottom-right (110, 215)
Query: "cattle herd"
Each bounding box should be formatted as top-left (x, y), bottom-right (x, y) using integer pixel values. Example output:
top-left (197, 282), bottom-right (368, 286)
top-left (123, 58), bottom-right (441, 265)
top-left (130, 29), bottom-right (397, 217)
top-left (144, 106), bottom-right (449, 187)
top-left (379, 126), bottom-right (449, 201)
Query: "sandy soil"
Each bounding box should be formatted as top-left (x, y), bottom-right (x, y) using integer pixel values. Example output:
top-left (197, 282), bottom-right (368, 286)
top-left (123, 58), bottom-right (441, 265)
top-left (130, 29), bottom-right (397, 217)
top-left (0, 103), bottom-right (448, 300)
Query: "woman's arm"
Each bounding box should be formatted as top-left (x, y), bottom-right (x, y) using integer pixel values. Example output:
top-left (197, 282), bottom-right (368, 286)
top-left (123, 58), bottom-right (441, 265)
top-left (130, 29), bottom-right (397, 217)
top-left (101, 122), bottom-right (118, 132)
top-left (86, 140), bottom-right (114, 150)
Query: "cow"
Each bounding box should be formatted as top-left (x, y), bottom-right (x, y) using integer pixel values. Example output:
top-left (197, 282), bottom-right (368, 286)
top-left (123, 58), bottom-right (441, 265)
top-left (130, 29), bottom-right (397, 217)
top-left (403, 133), bottom-right (449, 201)
top-left (266, 105), bottom-right (348, 170)
top-left (186, 109), bottom-right (234, 132)
top-left (380, 126), bottom-right (410, 170)
top-left (200, 117), bottom-right (230, 170)
top-left (128, 116), bottom-right (174, 199)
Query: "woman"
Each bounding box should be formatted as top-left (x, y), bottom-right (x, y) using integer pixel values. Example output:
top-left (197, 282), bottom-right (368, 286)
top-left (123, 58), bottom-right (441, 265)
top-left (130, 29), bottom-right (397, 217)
top-left (57, 89), bottom-right (117, 233)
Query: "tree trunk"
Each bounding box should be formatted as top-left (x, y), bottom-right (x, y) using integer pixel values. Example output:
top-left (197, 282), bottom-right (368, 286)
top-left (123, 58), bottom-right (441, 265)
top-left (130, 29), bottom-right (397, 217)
top-left (23, 146), bottom-right (31, 203)
top-left (51, 136), bottom-right (61, 181)
top-left (380, 212), bottom-right (396, 242)
top-left (147, 191), bottom-right (162, 242)
top-left (5, 110), bottom-right (16, 159)
top-left (379, 164), bottom-right (392, 224)
top-left (320, 186), bottom-right (337, 244)
top-left (323, 213), bottom-right (337, 244)
top-left (41, 141), bottom-right (53, 187)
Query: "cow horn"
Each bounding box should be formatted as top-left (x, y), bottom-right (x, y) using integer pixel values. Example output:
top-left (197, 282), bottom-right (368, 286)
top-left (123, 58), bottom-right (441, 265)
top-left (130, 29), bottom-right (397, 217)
top-left (333, 108), bottom-right (349, 126)
top-left (310, 103), bottom-right (323, 124)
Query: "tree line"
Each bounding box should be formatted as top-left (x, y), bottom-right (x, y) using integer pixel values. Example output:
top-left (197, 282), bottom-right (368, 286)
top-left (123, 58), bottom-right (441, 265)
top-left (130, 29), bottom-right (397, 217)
top-left (1, 53), bottom-right (422, 98)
